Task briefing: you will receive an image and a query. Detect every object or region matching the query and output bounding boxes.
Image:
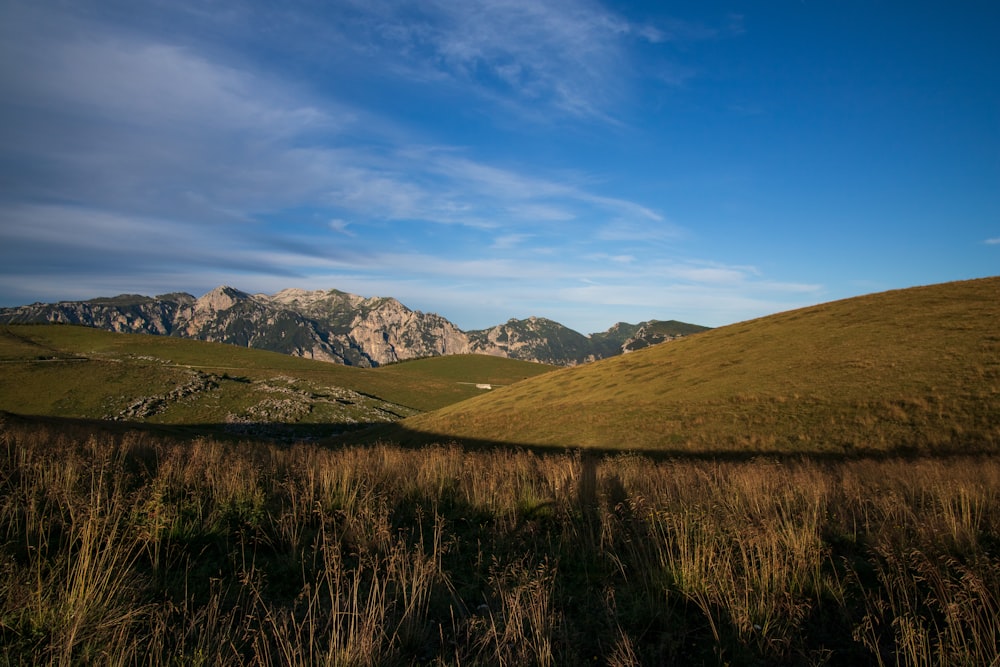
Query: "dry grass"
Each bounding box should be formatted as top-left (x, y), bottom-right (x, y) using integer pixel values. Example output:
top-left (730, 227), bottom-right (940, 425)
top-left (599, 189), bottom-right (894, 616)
top-left (401, 277), bottom-right (1000, 453)
top-left (2, 415), bottom-right (999, 665)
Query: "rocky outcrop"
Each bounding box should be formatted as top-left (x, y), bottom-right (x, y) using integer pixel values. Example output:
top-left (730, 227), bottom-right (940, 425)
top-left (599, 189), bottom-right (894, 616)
top-left (620, 320), bottom-right (713, 353)
top-left (0, 286), bottom-right (709, 366)
top-left (113, 371), bottom-right (218, 420)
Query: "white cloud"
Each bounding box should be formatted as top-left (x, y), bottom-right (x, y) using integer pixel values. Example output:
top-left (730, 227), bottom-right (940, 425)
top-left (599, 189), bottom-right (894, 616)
top-left (985, 237), bottom-right (1000, 245)
top-left (329, 219), bottom-right (355, 236)
top-left (491, 234), bottom-right (533, 250)
top-left (415, 151), bottom-right (664, 228)
top-left (1, 0), bottom-right (689, 260)
top-left (583, 253), bottom-right (636, 265)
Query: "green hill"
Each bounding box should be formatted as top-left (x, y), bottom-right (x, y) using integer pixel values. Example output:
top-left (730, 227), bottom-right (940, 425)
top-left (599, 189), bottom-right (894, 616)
top-left (0, 325), bottom-right (553, 437)
top-left (390, 277), bottom-right (1000, 455)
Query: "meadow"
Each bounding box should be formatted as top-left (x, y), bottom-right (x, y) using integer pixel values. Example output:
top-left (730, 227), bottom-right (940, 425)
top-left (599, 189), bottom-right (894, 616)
top-left (0, 325), bottom-right (553, 439)
top-left (2, 414), bottom-right (998, 666)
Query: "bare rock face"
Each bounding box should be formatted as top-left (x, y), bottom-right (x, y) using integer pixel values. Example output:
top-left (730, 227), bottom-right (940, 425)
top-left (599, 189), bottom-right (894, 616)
top-left (261, 290), bottom-right (473, 365)
top-left (347, 300), bottom-right (472, 365)
top-left (195, 285), bottom-right (245, 313)
top-left (175, 286), bottom-right (256, 336)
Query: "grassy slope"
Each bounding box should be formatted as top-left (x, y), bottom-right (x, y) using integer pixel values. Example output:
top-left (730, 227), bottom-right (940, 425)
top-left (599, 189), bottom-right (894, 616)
top-left (0, 325), bottom-right (554, 428)
top-left (375, 353), bottom-right (547, 387)
top-left (398, 277), bottom-right (1000, 454)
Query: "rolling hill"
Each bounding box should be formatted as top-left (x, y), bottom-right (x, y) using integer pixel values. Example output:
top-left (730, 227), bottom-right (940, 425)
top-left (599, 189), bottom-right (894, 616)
top-left (0, 324), bottom-right (554, 438)
top-left (386, 277), bottom-right (1000, 455)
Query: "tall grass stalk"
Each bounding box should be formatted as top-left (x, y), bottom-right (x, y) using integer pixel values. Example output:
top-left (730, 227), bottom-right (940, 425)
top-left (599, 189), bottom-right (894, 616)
top-left (2, 416), bottom-right (1000, 665)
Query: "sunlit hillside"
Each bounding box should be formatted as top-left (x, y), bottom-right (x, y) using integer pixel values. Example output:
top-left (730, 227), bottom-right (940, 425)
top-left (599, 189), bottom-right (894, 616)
top-left (394, 277), bottom-right (1000, 455)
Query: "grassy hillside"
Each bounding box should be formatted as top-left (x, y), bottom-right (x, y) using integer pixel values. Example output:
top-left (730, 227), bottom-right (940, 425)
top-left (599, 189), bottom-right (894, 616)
top-left (375, 353), bottom-right (550, 388)
top-left (0, 325), bottom-right (553, 436)
top-left (395, 277), bottom-right (1000, 455)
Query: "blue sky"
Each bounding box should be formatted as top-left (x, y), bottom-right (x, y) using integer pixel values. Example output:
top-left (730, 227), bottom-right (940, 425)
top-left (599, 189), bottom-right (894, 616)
top-left (1, 1), bottom-right (997, 333)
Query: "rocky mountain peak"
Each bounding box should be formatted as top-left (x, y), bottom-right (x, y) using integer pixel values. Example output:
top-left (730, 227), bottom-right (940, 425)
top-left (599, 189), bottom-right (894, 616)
top-left (268, 288), bottom-right (313, 301)
top-left (195, 286), bottom-right (250, 313)
top-left (269, 288), bottom-right (366, 314)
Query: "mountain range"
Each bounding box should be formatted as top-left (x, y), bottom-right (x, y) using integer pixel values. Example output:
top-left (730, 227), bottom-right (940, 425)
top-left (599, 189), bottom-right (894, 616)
top-left (0, 286), bottom-right (709, 367)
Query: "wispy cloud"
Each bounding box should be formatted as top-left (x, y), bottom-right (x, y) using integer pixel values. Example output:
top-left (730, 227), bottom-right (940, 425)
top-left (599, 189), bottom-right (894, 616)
top-left (491, 234), bottom-right (533, 250)
top-left (985, 237), bottom-right (1000, 245)
top-left (554, 273), bottom-right (822, 331)
top-left (506, 204), bottom-right (576, 223)
top-left (0, 203), bottom-right (333, 277)
top-left (317, 0), bottom-right (720, 122)
top-left (596, 220), bottom-right (682, 243)
top-left (0, 4), bottom-right (661, 237)
top-left (366, 0), bottom-right (630, 118)
top-left (329, 219), bottom-right (355, 236)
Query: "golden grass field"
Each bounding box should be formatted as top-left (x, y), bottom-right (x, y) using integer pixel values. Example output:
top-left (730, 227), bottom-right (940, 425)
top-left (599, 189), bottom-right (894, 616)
top-left (397, 277), bottom-right (1000, 455)
top-left (1, 415), bottom-right (998, 665)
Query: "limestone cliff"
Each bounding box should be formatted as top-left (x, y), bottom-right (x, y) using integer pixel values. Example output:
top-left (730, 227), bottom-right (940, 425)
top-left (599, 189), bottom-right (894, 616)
top-left (264, 289), bottom-right (472, 365)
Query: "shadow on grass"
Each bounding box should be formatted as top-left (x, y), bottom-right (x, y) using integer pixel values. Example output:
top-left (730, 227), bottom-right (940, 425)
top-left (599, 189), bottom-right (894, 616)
top-left (0, 410), bottom-right (371, 444)
top-left (342, 421), bottom-right (1000, 463)
top-left (3, 410), bottom-right (998, 464)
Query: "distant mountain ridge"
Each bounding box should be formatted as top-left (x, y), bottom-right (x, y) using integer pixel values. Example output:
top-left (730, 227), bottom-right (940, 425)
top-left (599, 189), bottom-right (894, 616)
top-left (0, 286), bottom-right (709, 367)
